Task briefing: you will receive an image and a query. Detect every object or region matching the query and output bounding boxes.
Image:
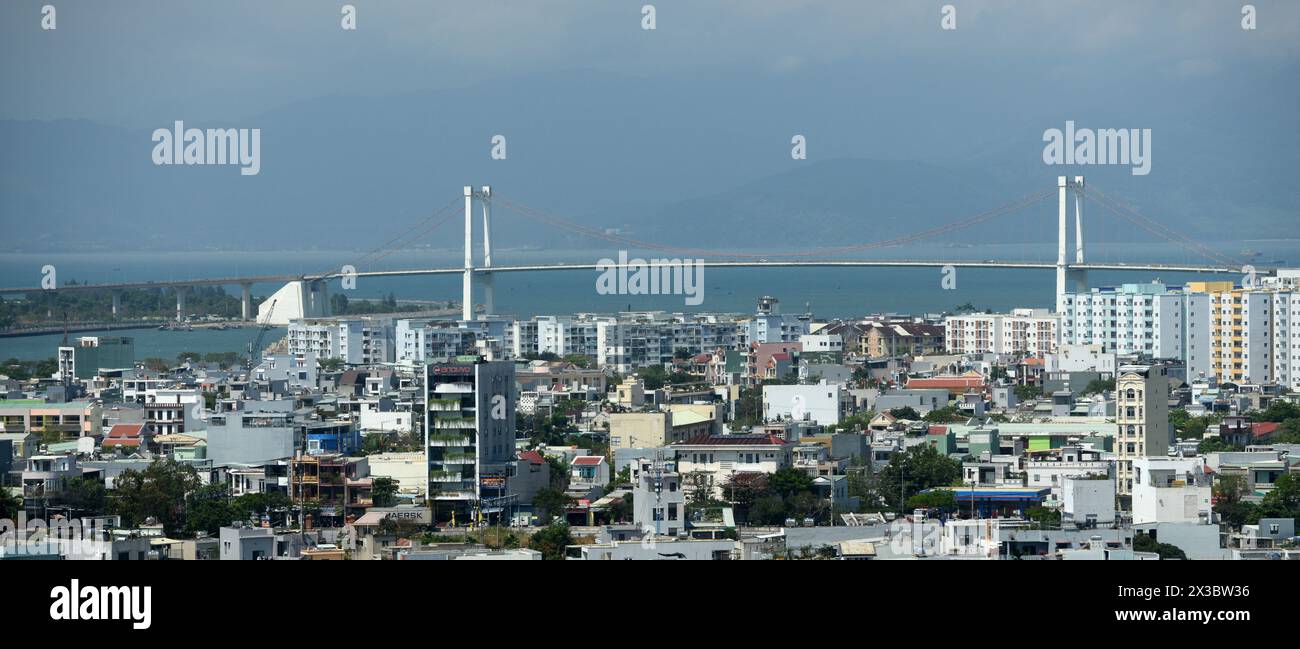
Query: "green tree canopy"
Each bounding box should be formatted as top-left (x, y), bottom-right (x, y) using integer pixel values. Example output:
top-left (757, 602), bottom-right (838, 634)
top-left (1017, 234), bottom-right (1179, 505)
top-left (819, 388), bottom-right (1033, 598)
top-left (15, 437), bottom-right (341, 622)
top-left (876, 445), bottom-right (963, 512)
top-left (110, 459), bottom-right (201, 535)
top-left (529, 522), bottom-right (573, 560)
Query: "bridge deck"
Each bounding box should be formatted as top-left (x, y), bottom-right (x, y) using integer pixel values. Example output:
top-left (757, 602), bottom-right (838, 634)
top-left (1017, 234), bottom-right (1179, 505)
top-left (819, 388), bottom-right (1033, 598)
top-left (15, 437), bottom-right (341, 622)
top-left (0, 260), bottom-right (1249, 295)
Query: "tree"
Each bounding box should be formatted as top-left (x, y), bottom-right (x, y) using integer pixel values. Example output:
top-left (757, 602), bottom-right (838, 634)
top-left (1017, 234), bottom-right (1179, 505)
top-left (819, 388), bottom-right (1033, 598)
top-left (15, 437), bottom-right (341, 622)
top-left (61, 477), bottom-right (108, 515)
top-left (876, 445), bottom-right (963, 512)
top-left (232, 492), bottom-right (292, 527)
top-left (606, 492), bottom-right (633, 523)
top-left (721, 472), bottom-right (768, 515)
top-left (767, 468), bottom-right (813, 499)
top-left (529, 522), bottom-right (573, 560)
top-left (1198, 438), bottom-right (1243, 454)
top-left (1081, 377), bottom-right (1115, 396)
top-left (177, 351), bottom-right (201, 364)
top-left (1134, 533), bottom-right (1187, 560)
top-left (0, 487), bottom-right (22, 519)
top-left (923, 406), bottom-right (965, 423)
top-left (1024, 506), bottom-right (1061, 530)
top-left (732, 386), bottom-right (763, 428)
top-left (638, 365), bottom-right (669, 390)
top-left (184, 483), bottom-right (234, 537)
top-left (562, 354), bottom-right (593, 368)
top-left (319, 357), bottom-right (346, 372)
top-left (1250, 400), bottom-right (1300, 423)
top-left (1213, 475), bottom-right (1256, 529)
top-left (1276, 418), bottom-right (1300, 445)
top-left (1014, 384), bottom-right (1043, 401)
top-left (907, 489), bottom-right (957, 514)
top-left (110, 459), bottom-right (201, 535)
top-left (533, 488), bottom-right (574, 524)
top-left (748, 494), bottom-right (787, 525)
top-left (888, 406), bottom-right (921, 420)
top-left (1, 358), bottom-right (31, 381)
top-left (1257, 474), bottom-right (1300, 520)
top-left (142, 357), bottom-right (170, 372)
top-left (372, 477), bottom-right (399, 508)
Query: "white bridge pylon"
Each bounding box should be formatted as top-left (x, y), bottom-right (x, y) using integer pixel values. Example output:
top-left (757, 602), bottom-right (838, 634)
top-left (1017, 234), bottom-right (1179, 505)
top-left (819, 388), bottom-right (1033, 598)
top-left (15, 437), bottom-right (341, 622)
top-left (463, 185), bottom-right (493, 321)
top-left (1055, 175), bottom-right (1086, 312)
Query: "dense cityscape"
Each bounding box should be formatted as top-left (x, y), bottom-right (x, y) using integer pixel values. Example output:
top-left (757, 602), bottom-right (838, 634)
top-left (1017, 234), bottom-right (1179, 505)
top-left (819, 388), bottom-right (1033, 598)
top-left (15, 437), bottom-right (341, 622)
top-left (3, 0), bottom-right (1296, 635)
top-left (4, 256), bottom-right (1300, 561)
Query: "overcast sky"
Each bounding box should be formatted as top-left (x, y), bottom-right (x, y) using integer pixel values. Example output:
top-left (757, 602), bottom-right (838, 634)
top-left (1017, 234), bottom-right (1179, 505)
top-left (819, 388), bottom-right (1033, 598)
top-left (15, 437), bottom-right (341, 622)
top-left (3, 0), bottom-right (1297, 128)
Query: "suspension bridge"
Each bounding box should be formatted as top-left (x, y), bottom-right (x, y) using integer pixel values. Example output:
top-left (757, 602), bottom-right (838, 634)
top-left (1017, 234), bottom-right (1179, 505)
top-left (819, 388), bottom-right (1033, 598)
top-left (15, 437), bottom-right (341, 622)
top-left (0, 176), bottom-right (1267, 322)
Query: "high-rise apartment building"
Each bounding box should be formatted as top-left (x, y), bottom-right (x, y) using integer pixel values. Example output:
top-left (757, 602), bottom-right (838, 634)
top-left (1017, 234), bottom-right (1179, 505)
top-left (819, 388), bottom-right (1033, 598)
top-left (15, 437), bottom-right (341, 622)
top-left (424, 357), bottom-right (516, 523)
top-left (1115, 364), bottom-right (1170, 496)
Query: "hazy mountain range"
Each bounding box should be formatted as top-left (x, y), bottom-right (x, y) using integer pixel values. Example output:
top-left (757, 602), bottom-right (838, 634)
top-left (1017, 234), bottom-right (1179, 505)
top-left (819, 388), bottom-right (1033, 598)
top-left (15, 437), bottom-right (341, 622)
top-left (2, 66), bottom-right (1296, 254)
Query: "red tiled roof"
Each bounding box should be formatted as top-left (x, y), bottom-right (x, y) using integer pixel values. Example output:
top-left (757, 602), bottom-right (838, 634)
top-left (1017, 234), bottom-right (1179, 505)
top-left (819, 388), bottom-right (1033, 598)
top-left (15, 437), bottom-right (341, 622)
top-left (674, 433), bottom-right (788, 446)
top-left (572, 456), bottom-right (605, 466)
top-left (928, 426), bottom-right (948, 435)
top-left (906, 376), bottom-right (985, 390)
top-left (519, 450), bottom-right (545, 465)
top-left (1252, 422), bottom-right (1280, 439)
top-left (106, 424), bottom-right (144, 438)
top-left (102, 438), bottom-right (142, 447)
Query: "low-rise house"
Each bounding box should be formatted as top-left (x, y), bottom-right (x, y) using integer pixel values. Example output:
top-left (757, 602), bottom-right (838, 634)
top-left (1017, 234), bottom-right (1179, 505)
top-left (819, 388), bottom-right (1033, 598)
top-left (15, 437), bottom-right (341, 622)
top-left (672, 433), bottom-right (793, 500)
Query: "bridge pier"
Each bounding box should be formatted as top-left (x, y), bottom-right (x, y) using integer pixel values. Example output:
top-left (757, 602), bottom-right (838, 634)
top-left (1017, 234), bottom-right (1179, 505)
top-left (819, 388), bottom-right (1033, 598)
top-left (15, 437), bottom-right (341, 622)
top-left (175, 287), bottom-right (187, 322)
top-left (111, 290), bottom-right (122, 318)
top-left (463, 186), bottom-right (475, 322)
top-left (480, 185), bottom-right (494, 317)
top-left (1055, 176), bottom-right (1087, 312)
top-left (240, 283), bottom-right (253, 321)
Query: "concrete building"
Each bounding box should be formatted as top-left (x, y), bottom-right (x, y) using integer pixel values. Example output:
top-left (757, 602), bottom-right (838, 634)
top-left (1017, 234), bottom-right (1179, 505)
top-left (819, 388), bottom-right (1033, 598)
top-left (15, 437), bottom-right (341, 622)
top-left (287, 317), bottom-right (395, 365)
top-left (1131, 457), bottom-right (1212, 525)
top-left (945, 309), bottom-right (1059, 356)
top-left (609, 408), bottom-right (718, 449)
top-left (206, 399), bottom-right (297, 467)
top-left (57, 336), bottom-right (135, 380)
top-left (366, 451), bottom-right (429, 501)
top-left (671, 433), bottom-right (793, 500)
top-left (762, 382), bottom-right (850, 427)
top-left (219, 524), bottom-right (275, 560)
top-left (1059, 282), bottom-right (1185, 359)
top-left (633, 456), bottom-right (685, 537)
top-left (395, 318), bottom-right (477, 363)
top-left (424, 357), bottom-right (516, 524)
top-left (1062, 475), bottom-right (1116, 528)
top-left (1116, 365), bottom-right (1170, 495)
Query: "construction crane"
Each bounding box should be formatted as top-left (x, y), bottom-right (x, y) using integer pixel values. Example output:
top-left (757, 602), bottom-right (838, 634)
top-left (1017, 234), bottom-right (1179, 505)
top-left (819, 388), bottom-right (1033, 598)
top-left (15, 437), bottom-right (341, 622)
top-left (245, 298), bottom-right (276, 370)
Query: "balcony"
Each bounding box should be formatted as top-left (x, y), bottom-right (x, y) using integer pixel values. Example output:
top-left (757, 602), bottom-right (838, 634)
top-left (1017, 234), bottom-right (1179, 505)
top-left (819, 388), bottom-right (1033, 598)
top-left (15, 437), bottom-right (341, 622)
top-left (430, 470), bottom-right (471, 483)
top-left (434, 383), bottom-right (475, 394)
top-left (428, 433), bottom-right (473, 447)
top-left (429, 398), bottom-right (466, 412)
top-left (433, 417), bottom-right (475, 430)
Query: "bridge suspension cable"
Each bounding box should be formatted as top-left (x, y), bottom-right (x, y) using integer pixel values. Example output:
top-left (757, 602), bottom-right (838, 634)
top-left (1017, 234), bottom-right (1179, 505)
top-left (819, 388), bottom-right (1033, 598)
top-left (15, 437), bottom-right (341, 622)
top-left (493, 187), bottom-right (1057, 259)
top-left (1078, 184), bottom-right (1245, 269)
top-left (310, 195), bottom-right (463, 278)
